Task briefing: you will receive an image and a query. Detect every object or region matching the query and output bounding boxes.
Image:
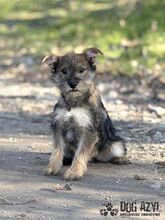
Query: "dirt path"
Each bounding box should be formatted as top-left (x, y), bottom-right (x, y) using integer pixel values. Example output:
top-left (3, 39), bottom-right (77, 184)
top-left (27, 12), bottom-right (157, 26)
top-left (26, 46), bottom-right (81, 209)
top-left (0, 68), bottom-right (164, 219)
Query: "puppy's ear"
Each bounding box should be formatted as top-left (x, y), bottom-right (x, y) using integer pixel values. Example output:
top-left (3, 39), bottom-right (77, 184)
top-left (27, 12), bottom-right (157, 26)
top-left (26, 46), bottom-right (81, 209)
top-left (42, 54), bottom-right (58, 67)
top-left (84, 48), bottom-right (103, 71)
top-left (84, 48), bottom-right (103, 62)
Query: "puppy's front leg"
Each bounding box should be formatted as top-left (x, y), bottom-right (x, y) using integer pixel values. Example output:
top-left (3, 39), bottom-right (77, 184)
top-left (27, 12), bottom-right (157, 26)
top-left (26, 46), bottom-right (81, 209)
top-left (44, 132), bottom-right (65, 175)
top-left (64, 133), bottom-right (97, 181)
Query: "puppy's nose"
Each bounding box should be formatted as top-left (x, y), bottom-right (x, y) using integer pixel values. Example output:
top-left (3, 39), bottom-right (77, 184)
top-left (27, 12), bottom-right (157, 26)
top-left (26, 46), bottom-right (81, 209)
top-left (68, 79), bottom-right (79, 89)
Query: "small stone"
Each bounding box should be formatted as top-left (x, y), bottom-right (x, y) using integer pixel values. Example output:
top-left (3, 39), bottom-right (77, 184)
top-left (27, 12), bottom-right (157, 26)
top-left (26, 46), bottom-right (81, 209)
top-left (109, 91), bottom-right (118, 98)
top-left (28, 145), bottom-right (35, 149)
top-left (98, 83), bottom-right (105, 92)
top-left (9, 137), bottom-right (13, 142)
top-left (115, 99), bottom-right (123, 105)
top-left (17, 214), bottom-right (26, 218)
top-left (53, 183), bottom-right (72, 191)
top-left (134, 175), bottom-right (146, 180)
top-left (116, 178), bottom-right (120, 184)
top-left (148, 105), bottom-right (165, 117)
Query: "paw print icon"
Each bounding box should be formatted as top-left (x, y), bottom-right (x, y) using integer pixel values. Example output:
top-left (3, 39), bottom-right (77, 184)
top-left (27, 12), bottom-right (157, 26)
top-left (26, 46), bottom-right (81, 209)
top-left (99, 201), bottom-right (119, 217)
top-left (110, 208), bottom-right (119, 216)
top-left (100, 208), bottom-right (108, 216)
top-left (105, 202), bottom-right (113, 211)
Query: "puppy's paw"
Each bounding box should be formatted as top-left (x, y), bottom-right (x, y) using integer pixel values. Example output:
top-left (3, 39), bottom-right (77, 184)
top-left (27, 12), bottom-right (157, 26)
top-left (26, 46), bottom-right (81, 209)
top-left (44, 166), bottom-right (60, 176)
top-left (111, 157), bottom-right (131, 165)
top-left (64, 167), bottom-right (84, 181)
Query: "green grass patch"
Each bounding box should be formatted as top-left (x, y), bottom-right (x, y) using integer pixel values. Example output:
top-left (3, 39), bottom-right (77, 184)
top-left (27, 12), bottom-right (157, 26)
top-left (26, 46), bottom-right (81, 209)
top-left (0, 0), bottom-right (165, 75)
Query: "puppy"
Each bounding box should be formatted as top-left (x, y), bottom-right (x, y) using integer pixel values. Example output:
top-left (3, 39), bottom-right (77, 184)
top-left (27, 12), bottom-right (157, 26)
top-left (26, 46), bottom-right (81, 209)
top-left (42, 48), bottom-right (128, 180)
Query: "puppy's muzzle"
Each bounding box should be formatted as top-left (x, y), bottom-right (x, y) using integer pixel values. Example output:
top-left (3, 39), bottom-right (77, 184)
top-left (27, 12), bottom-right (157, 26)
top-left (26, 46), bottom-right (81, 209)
top-left (68, 79), bottom-right (79, 89)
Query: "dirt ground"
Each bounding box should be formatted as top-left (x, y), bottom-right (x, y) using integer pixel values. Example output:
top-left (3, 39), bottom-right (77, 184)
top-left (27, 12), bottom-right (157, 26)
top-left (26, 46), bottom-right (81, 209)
top-left (0, 64), bottom-right (165, 220)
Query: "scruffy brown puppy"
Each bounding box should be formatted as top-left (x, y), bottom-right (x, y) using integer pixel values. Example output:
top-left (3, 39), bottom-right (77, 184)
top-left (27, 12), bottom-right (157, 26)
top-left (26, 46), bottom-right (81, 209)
top-left (43, 48), bottom-right (128, 181)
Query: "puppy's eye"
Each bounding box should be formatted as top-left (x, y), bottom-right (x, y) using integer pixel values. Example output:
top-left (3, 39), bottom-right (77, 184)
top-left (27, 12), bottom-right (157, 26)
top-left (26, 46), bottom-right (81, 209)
top-left (61, 69), bottom-right (67, 75)
top-left (79, 67), bottom-right (85, 73)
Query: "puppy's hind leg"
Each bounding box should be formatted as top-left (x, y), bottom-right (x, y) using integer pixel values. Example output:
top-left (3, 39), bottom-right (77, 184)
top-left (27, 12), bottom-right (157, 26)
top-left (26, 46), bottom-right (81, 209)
top-left (110, 141), bottom-right (130, 165)
top-left (95, 141), bottom-right (130, 164)
top-left (44, 132), bottom-right (65, 175)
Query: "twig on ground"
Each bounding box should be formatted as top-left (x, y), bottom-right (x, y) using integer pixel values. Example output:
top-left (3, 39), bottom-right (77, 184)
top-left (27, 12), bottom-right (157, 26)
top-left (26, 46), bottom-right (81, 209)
top-left (52, 183), bottom-right (72, 191)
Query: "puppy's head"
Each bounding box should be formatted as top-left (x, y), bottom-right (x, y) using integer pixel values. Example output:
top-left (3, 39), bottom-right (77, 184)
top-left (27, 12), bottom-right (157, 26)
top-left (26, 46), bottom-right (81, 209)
top-left (42, 48), bottom-right (102, 94)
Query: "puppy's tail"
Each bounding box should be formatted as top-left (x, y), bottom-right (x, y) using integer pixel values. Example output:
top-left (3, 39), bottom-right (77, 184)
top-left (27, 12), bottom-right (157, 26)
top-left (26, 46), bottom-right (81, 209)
top-left (95, 140), bottom-right (126, 162)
